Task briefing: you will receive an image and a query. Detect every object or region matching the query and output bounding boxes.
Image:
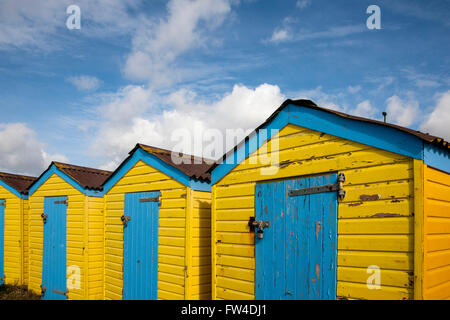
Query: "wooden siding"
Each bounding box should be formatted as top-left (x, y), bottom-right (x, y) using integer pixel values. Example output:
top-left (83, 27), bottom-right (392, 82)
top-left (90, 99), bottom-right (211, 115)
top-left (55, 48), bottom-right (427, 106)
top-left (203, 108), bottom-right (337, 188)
top-left (423, 165), bottom-right (450, 300)
top-left (189, 190), bottom-right (211, 300)
top-left (104, 160), bottom-right (188, 300)
top-left (23, 199), bottom-right (29, 286)
top-left (0, 185), bottom-right (23, 285)
top-left (212, 123), bottom-right (415, 300)
top-left (86, 196), bottom-right (104, 299)
top-left (28, 174), bottom-right (86, 299)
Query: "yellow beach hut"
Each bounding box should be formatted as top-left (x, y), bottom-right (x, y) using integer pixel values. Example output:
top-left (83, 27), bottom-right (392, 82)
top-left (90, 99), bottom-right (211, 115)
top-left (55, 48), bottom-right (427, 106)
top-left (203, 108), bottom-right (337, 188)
top-left (27, 162), bottom-right (111, 300)
top-left (101, 144), bottom-right (213, 300)
top-left (209, 99), bottom-right (450, 300)
top-left (0, 172), bottom-right (36, 287)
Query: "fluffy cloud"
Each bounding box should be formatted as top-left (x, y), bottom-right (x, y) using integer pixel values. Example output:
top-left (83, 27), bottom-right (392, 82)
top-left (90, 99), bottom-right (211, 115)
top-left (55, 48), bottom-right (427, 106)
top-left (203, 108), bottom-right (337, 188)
top-left (385, 95), bottom-right (419, 127)
top-left (67, 75), bottom-right (101, 91)
top-left (90, 83), bottom-right (285, 170)
top-left (420, 91), bottom-right (450, 141)
top-left (0, 123), bottom-right (68, 176)
top-left (350, 100), bottom-right (378, 118)
top-left (267, 29), bottom-right (291, 43)
top-left (123, 0), bottom-right (232, 85)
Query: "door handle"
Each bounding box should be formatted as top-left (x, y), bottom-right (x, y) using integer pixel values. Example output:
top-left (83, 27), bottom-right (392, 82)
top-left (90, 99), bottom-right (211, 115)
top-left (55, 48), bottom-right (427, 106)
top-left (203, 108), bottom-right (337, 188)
top-left (40, 285), bottom-right (46, 297)
top-left (121, 215), bottom-right (131, 227)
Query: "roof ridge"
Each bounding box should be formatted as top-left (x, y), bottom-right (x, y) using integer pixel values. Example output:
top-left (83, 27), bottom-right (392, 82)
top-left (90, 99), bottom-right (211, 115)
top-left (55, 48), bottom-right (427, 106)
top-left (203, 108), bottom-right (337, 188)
top-left (137, 143), bottom-right (216, 164)
top-left (53, 162), bottom-right (112, 175)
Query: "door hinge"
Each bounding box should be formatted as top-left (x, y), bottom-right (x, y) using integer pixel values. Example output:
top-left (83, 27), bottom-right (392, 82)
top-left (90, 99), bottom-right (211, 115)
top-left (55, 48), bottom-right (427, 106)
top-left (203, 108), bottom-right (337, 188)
top-left (139, 191), bottom-right (162, 207)
top-left (121, 215), bottom-right (131, 227)
top-left (288, 173), bottom-right (346, 200)
top-left (41, 213), bottom-right (48, 224)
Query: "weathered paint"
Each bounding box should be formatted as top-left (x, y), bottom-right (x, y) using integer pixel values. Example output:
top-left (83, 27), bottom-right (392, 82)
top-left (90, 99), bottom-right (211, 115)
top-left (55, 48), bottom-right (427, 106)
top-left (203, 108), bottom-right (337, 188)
top-left (123, 191), bottom-right (159, 300)
top-left (42, 196), bottom-right (67, 300)
top-left (423, 165), bottom-right (450, 300)
top-left (104, 160), bottom-right (211, 300)
top-left (0, 184), bottom-right (28, 286)
top-left (255, 174), bottom-right (338, 300)
top-left (28, 173), bottom-right (105, 299)
top-left (212, 124), bottom-right (415, 300)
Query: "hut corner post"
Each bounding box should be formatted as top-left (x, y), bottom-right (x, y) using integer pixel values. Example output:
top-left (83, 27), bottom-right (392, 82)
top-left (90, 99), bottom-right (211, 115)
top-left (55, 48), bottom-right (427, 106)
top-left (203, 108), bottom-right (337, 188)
top-left (413, 159), bottom-right (424, 300)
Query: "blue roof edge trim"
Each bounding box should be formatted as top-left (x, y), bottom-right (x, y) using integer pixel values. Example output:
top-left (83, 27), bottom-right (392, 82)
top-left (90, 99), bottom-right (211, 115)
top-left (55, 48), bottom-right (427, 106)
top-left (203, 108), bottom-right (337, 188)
top-left (211, 103), bottom-right (425, 185)
top-left (424, 142), bottom-right (450, 173)
top-left (0, 180), bottom-right (28, 199)
top-left (28, 164), bottom-right (103, 197)
top-left (102, 148), bottom-right (211, 194)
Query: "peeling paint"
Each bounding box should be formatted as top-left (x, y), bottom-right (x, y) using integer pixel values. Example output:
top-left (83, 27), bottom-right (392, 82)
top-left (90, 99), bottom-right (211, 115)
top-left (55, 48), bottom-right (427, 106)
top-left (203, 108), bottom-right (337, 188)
top-left (360, 194), bottom-right (381, 201)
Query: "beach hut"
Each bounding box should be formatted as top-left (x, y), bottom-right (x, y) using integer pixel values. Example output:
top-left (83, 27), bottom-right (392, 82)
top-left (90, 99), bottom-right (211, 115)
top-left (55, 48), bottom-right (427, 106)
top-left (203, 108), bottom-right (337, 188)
top-left (209, 99), bottom-right (450, 300)
top-left (0, 172), bottom-right (36, 287)
top-left (27, 162), bottom-right (111, 300)
top-left (102, 144), bottom-right (213, 300)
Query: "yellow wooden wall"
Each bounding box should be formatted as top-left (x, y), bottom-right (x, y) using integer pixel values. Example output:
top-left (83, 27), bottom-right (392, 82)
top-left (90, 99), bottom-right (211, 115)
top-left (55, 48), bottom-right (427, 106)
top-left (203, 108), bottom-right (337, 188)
top-left (23, 199), bottom-right (29, 286)
top-left (28, 173), bottom-right (103, 299)
top-left (423, 165), bottom-right (450, 300)
top-left (103, 160), bottom-right (212, 300)
top-left (189, 190), bottom-right (211, 300)
top-left (212, 123), bottom-right (415, 300)
top-left (0, 185), bottom-right (24, 285)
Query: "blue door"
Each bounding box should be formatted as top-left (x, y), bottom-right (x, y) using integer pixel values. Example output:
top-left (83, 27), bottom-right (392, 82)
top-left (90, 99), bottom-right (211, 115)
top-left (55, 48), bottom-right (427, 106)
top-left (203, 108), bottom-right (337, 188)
top-left (255, 174), bottom-right (338, 300)
top-left (0, 199), bottom-right (4, 285)
top-left (42, 196), bottom-right (67, 300)
top-left (123, 191), bottom-right (160, 300)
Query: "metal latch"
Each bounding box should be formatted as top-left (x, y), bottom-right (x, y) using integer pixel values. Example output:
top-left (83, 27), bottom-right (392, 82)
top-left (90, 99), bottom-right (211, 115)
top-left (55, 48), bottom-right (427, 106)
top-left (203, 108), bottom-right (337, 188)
top-left (249, 218), bottom-right (270, 239)
top-left (54, 200), bottom-right (67, 205)
top-left (40, 285), bottom-right (46, 297)
top-left (121, 215), bottom-right (131, 227)
top-left (52, 289), bottom-right (69, 298)
top-left (41, 213), bottom-right (48, 224)
top-left (288, 173), bottom-right (346, 201)
top-left (0, 202), bottom-right (5, 206)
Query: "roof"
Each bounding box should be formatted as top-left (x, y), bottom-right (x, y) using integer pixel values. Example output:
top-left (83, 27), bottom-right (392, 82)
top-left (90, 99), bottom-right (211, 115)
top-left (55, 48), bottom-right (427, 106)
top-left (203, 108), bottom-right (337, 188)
top-left (0, 172), bottom-right (37, 194)
top-left (129, 144), bottom-right (214, 182)
top-left (209, 99), bottom-right (449, 173)
top-left (28, 162), bottom-right (112, 192)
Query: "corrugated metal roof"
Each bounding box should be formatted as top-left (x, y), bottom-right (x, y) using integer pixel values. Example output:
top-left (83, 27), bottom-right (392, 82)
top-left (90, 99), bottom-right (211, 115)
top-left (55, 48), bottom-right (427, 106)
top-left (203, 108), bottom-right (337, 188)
top-left (209, 99), bottom-right (449, 172)
top-left (52, 162), bottom-right (112, 191)
top-left (27, 162), bottom-right (112, 192)
top-left (133, 144), bottom-right (214, 182)
top-left (0, 172), bottom-right (37, 194)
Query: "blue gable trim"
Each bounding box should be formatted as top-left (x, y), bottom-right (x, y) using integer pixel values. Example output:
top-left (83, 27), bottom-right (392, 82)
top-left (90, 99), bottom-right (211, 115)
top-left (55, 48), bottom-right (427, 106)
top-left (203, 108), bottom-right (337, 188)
top-left (424, 142), bottom-right (450, 174)
top-left (0, 180), bottom-right (28, 199)
top-left (211, 104), bottom-right (426, 185)
top-left (28, 164), bottom-right (103, 197)
top-left (102, 148), bottom-right (211, 194)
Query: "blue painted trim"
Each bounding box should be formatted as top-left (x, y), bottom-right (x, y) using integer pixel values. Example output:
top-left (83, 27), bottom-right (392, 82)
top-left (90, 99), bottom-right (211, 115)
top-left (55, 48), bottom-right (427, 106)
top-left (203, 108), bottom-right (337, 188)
top-left (424, 142), bottom-right (450, 174)
top-left (102, 148), bottom-right (211, 194)
top-left (0, 180), bottom-right (28, 199)
top-left (28, 165), bottom-right (103, 197)
top-left (211, 104), bottom-right (429, 185)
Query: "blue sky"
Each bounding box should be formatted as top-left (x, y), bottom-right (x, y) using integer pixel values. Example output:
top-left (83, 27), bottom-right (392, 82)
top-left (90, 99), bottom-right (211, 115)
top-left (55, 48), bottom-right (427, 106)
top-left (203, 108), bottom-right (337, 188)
top-left (0, 0), bottom-right (449, 175)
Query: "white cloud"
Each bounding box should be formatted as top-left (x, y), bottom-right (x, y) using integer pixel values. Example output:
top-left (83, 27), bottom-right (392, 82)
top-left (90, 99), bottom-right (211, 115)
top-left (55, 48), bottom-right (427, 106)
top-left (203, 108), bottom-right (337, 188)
top-left (294, 86), bottom-right (343, 111)
top-left (267, 29), bottom-right (292, 43)
top-left (420, 91), bottom-right (450, 141)
top-left (385, 95), bottom-right (419, 127)
top-left (123, 0), bottom-right (232, 86)
top-left (67, 75), bottom-right (101, 91)
top-left (0, 123), bottom-right (68, 176)
top-left (347, 85), bottom-right (362, 94)
top-left (0, 0), bottom-right (142, 50)
top-left (349, 100), bottom-right (377, 118)
top-left (296, 0), bottom-right (311, 9)
top-left (90, 83), bottom-right (285, 169)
